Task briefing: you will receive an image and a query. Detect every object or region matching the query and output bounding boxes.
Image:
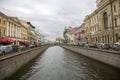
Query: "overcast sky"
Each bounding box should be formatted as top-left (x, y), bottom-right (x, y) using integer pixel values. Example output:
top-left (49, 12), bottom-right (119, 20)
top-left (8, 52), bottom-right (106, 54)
top-left (0, 0), bottom-right (96, 40)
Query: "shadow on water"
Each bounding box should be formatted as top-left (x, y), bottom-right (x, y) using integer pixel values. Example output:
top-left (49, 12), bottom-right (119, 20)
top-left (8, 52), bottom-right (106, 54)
top-left (4, 46), bottom-right (120, 80)
top-left (63, 49), bottom-right (120, 80)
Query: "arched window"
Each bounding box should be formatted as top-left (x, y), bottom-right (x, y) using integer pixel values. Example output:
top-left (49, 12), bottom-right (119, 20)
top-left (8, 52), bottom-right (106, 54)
top-left (103, 12), bottom-right (108, 29)
top-left (114, 5), bottom-right (116, 12)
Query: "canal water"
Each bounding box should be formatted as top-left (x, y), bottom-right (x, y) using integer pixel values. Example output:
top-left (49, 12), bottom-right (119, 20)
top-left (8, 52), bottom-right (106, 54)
top-left (5, 46), bottom-right (120, 80)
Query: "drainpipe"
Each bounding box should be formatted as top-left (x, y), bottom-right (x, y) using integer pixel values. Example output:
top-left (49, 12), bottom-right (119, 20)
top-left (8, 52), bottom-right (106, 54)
top-left (109, 0), bottom-right (114, 44)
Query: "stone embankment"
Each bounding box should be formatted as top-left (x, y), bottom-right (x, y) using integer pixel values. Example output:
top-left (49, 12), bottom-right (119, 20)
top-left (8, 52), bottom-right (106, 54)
top-left (0, 46), bottom-right (48, 80)
top-left (61, 45), bottom-right (120, 70)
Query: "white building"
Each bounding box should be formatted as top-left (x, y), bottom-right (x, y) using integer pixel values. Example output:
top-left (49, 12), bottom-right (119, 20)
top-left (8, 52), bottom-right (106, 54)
top-left (74, 24), bottom-right (85, 45)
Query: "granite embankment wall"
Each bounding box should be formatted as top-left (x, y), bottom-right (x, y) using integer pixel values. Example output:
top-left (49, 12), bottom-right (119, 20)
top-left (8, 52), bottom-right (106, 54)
top-left (0, 46), bottom-right (48, 80)
top-left (61, 45), bottom-right (120, 69)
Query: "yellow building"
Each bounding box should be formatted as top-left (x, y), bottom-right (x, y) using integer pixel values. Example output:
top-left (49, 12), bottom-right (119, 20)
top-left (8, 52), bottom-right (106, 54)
top-left (0, 12), bottom-right (7, 38)
top-left (84, 10), bottom-right (99, 43)
top-left (6, 17), bottom-right (22, 45)
top-left (27, 22), bottom-right (36, 44)
top-left (0, 12), bottom-right (40, 45)
top-left (84, 0), bottom-right (120, 44)
top-left (19, 20), bottom-right (29, 42)
top-left (35, 31), bottom-right (40, 46)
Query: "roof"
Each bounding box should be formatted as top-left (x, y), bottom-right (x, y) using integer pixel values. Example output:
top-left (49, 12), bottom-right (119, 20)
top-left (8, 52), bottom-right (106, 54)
top-left (27, 22), bottom-right (35, 29)
top-left (0, 11), bottom-right (7, 17)
top-left (66, 27), bottom-right (79, 35)
top-left (7, 17), bottom-right (23, 26)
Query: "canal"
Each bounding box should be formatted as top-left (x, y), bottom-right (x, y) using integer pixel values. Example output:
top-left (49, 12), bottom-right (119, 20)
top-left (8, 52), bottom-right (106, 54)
top-left (4, 46), bottom-right (120, 80)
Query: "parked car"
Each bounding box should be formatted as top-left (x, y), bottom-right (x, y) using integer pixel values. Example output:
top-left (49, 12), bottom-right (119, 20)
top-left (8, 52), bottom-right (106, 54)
top-left (19, 45), bottom-right (26, 51)
top-left (88, 43), bottom-right (97, 48)
top-left (29, 44), bottom-right (35, 49)
top-left (96, 43), bottom-right (103, 49)
top-left (0, 46), bottom-right (6, 55)
top-left (84, 43), bottom-right (89, 48)
top-left (5, 45), bottom-right (13, 53)
top-left (0, 45), bottom-right (12, 55)
top-left (11, 45), bottom-right (19, 52)
top-left (101, 44), bottom-right (110, 49)
top-left (112, 43), bottom-right (120, 51)
top-left (79, 43), bottom-right (85, 47)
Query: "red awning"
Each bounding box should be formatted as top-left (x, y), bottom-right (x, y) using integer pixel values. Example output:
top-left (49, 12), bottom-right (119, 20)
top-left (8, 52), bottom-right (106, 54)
top-left (0, 38), bottom-right (15, 43)
top-left (6, 38), bottom-right (15, 43)
top-left (0, 38), bottom-right (7, 43)
top-left (20, 41), bottom-right (30, 45)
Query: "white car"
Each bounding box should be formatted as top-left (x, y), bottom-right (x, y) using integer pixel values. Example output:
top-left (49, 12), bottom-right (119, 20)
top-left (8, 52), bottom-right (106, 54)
top-left (0, 45), bottom-right (12, 55)
top-left (112, 42), bottom-right (120, 51)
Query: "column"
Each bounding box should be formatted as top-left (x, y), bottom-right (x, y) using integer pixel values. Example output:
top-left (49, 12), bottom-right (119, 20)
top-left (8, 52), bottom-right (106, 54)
top-left (10, 23), bottom-right (11, 37)
top-left (16, 25), bottom-right (17, 38)
top-left (13, 24), bottom-right (14, 37)
top-left (6, 21), bottom-right (9, 36)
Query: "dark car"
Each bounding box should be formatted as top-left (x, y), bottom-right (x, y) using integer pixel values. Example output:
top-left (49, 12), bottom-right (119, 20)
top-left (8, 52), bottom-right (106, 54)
top-left (79, 43), bottom-right (85, 47)
top-left (84, 43), bottom-right (89, 48)
top-left (112, 44), bottom-right (120, 51)
top-left (19, 45), bottom-right (26, 51)
top-left (29, 45), bottom-right (35, 49)
top-left (11, 45), bottom-right (19, 52)
top-left (88, 44), bottom-right (97, 48)
top-left (101, 44), bottom-right (110, 49)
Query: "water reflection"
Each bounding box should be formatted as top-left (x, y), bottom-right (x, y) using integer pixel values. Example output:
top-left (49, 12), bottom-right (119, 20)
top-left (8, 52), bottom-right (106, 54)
top-left (4, 46), bottom-right (120, 80)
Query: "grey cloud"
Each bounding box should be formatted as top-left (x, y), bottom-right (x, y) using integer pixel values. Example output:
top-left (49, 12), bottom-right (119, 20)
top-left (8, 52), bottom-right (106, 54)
top-left (0, 0), bottom-right (96, 40)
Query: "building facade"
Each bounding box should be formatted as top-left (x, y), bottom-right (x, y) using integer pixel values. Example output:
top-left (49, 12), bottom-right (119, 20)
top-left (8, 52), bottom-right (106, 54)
top-left (40, 34), bottom-right (45, 45)
top-left (84, 0), bottom-right (120, 44)
top-left (63, 27), bottom-right (78, 44)
top-left (0, 12), bottom-right (7, 38)
top-left (19, 20), bottom-right (29, 43)
top-left (74, 24), bottom-right (85, 44)
top-left (27, 22), bottom-right (36, 44)
top-left (6, 17), bottom-right (22, 45)
top-left (35, 31), bottom-right (41, 46)
top-left (0, 11), bottom-right (41, 45)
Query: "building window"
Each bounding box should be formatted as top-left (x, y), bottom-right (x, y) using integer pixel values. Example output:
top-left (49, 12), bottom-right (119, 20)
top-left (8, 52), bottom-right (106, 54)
top-left (97, 16), bottom-right (99, 21)
top-left (0, 19), bottom-right (1, 23)
top-left (0, 29), bottom-right (1, 37)
top-left (114, 5), bottom-right (116, 12)
top-left (114, 18), bottom-right (117, 27)
top-left (5, 28), bottom-right (7, 37)
top-left (116, 33), bottom-right (119, 42)
top-left (4, 21), bottom-right (6, 25)
top-left (103, 12), bottom-right (108, 29)
top-left (119, 2), bottom-right (120, 10)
